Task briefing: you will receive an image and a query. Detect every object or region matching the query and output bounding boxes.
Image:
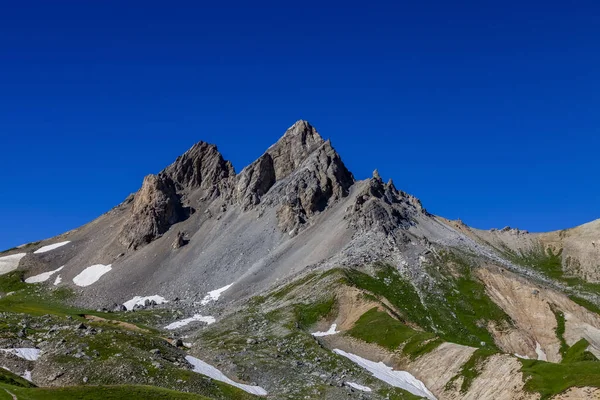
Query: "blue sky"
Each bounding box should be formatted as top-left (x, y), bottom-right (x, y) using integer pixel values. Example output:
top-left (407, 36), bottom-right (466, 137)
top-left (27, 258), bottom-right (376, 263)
top-left (1, 1), bottom-right (599, 250)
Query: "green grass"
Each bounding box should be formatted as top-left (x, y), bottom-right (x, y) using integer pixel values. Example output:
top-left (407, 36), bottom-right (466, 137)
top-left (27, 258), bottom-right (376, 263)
top-left (520, 359), bottom-right (600, 399)
top-left (562, 339), bottom-right (598, 363)
top-left (551, 306), bottom-right (569, 357)
top-left (1, 384), bottom-right (212, 400)
top-left (376, 387), bottom-right (423, 400)
top-left (347, 308), bottom-right (440, 359)
top-left (0, 271), bottom-right (29, 293)
top-left (502, 245), bottom-right (600, 296)
top-left (446, 348), bottom-right (497, 393)
top-left (570, 295), bottom-right (600, 315)
top-left (343, 257), bottom-right (511, 348)
top-left (0, 369), bottom-right (35, 388)
top-left (294, 297), bottom-right (336, 329)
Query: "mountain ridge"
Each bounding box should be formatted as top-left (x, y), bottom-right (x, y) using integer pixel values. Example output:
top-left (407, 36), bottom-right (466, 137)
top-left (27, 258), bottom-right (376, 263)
top-left (2, 120), bottom-right (600, 399)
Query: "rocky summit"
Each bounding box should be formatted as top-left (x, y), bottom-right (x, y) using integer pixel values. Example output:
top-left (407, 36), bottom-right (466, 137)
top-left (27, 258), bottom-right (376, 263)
top-left (2, 120), bottom-right (600, 399)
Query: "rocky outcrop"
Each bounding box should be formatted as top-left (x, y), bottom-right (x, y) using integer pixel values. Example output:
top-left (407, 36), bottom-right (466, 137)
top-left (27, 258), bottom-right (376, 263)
top-left (267, 120), bottom-right (325, 181)
top-left (346, 169), bottom-right (427, 241)
top-left (162, 141), bottom-right (235, 196)
top-left (234, 120), bottom-right (355, 233)
top-left (275, 140), bottom-right (354, 233)
top-left (118, 142), bottom-right (235, 250)
top-left (236, 154), bottom-right (276, 210)
top-left (172, 231), bottom-right (188, 249)
top-left (118, 174), bottom-right (188, 250)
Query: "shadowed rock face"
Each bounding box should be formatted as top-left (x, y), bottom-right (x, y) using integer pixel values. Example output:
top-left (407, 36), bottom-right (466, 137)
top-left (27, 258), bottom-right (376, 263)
top-left (118, 174), bottom-right (188, 249)
top-left (162, 141), bottom-right (235, 193)
top-left (275, 140), bottom-right (355, 233)
top-left (236, 153), bottom-right (276, 210)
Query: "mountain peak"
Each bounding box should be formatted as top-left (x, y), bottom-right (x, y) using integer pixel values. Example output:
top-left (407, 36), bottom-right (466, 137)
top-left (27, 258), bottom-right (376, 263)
top-left (162, 141), bottom-right (235, 190)
top-left (266, 120), bottom-right (325, 181)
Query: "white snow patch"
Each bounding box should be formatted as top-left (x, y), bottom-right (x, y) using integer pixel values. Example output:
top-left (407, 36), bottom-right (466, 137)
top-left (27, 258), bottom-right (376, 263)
top-left (165, 314), bottom-right (216, 330)
top-left (186, 355), bottom-right (267, 396)
top-left (346, 382), bottom-right (372, 392)
top-left (514, 353), bottom-right (530, 359)
top-left (72, 264), bottom-right (112, 287)
top-left (333, 349), bottom-right (436, 400)
top-left (535, 342), bottom-right (547, 361)
top-left (123, 295), bottom-right (168, 311)
top-left (53, 275), bottom-right (62, 286)
top-left (312, 323), bottom-right (340, 337)
top-left (0, 253), bottom-right (27, 275)
top-left (33, 241), bottom-right (70, 254)
top-left (22, 370), bottom-right (32, 381)
top-left (200, 283), bottom-right (233, 305)
top-left (25, 266), bottom-right (64, 284)
top-left (0, 348), bottom-right (40, 361)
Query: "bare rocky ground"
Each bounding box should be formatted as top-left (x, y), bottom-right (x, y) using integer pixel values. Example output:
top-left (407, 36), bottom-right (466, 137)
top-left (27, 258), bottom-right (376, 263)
top-left (1, 120), bottom-right (600, 399)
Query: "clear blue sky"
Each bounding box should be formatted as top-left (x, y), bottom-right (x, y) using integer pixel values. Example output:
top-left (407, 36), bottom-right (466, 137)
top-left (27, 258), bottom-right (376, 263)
top-left (1, 1), bottom-right (599, 250)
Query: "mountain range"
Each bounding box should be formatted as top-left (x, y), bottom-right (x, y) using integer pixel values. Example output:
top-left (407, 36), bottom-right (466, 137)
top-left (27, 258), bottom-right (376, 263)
top-left (1, 120), bottom-right (600, 399)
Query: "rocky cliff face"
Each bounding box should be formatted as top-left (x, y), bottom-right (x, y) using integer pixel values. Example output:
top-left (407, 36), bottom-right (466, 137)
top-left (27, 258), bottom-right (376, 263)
top-left (162, 141), bottom-right (235, 193)
top-left (346, 169), bottom-right (427, 241)
top-left (118, 174), bottom-right (188, 249)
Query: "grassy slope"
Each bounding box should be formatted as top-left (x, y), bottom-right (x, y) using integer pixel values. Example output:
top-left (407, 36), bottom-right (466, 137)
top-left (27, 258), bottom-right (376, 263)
top-left (343, 256), bottom-right (511, 349)
top-left (347, 308), bottom-right (441, 359)
top-left (0, 384), bottom-right (211, 400)
top-left (0, 273), bottom-right (260, 400)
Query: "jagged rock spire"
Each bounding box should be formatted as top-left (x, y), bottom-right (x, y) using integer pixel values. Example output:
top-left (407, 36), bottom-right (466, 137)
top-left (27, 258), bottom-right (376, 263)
top-left (237, 120), bottom-right (354, 214)
top-left (268, 120), bottom-right (325, 181)
top-left (162, 141), bottom-right (235, 191)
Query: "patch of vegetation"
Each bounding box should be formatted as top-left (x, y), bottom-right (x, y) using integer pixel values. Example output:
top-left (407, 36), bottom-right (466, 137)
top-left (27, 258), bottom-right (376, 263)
top-left (1, 384), bottom-right (213, 399)
top-left (562, 339), bottom-right (599, 363)
top-left (343, 265), bottom-right (429, 328)
top-left (271, 272), bottom-right (318, 300)
top-left (343, 256), bottom-right (511, 348)
top-left (503, 245), bottom-right (600, 296)
top-left (550, 306), bottom-right (569, 357)
top-left (520, 359), bottom-right (600, 399)
top-left (0, 271), bottom-right (28, 293)
top-left (376, 387), bottom-right (423, 400)
top-left (294, 297), bottom-right (336, 329)
top-left (402, 336), bottom-right (444, 360)
top-left (570, 295), bottom-right (600, 315)
top-left (446, 348), bottom-right (497, 393)
top-left (347, 308), bottom-right (440, 359)
top-left (0, 368), bottom-right (36, 388)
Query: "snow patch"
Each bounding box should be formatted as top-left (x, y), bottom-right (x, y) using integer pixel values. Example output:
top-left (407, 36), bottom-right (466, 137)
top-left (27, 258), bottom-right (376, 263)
top-left (0, 348), bottom-right (40, 361)
top-left (333, 349), bottom-right (436, 400)
top-left (73, 264), bottom-right (112, 287)
top-left (0, 253), bottom-right (27, 275)
top-left (33, 241), bottom-right (70, 254)
top-left (165, 314), bottom-right (216, 330)
top-left (312, 323), bottom-right (339, 337)
top-left (200, 283), bottom-right (233, 305)
top-left (53, 275), bottom-right (62, 286)
top-left (346, 382), bottom-right (372, 392)
top-left (535, 342), bottom-right (547, 361)
top-left (185, 355), bottom-right (267, 396)
top-left (123, 295), bottom-right (168, 311)
top-left (514, 353), bottom-right (529, 359)
top-left (22, 370), bottom-right (32, 381)
top-left (25, 266), bottom-right (64, 284)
